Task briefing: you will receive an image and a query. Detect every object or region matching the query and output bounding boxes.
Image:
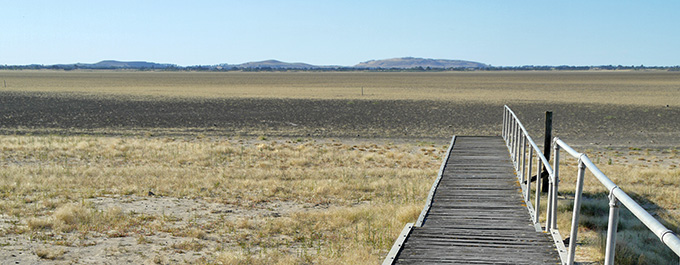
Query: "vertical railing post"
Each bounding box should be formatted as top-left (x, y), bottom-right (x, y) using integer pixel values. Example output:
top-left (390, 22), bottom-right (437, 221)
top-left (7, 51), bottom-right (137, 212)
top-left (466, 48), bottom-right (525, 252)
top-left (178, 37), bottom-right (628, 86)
top-left (551, 144), bottom-right (560, 230)
top-left (510, 112), bottom-right (515, 145)
top-left (534, 155), bottom-right (542, 224)
top-left (511, 112), bottom-right (515, 142)
top-left (542, 111), bottom-right (553, 192)
top-left (505, 108), bottom-right (512, 141)
top-left (525, 151), bottom-right (533, 203)
top-left (604, 193), bottom-right (620, 265)
top-left (521, 136), bottom-right (527, 182)
top-left (502, 108), bottom-right (506, 140)
top-left (517, 132), bottom-right (521, 168)
top-left (546, 175), bottom-right (554, 231)
top-left (516, 123), bottom-right (521, 163)
top-left (519, 136), bottom-right (523, 171)
top-left (501, 108), bottom-right (508, 140)
top-left (567, 159), bottom-right (586, 265)
top-left (503, 108), bottom-right (507, 140)
top-left (510, 119), bottom-right (515, 161)
top-left (505, 108), bottom-right (509, 141)
top-left (514, 121), bottom-right (519, 160)
top-left (512, 127), bottom-right (517, 166)
top-left (505, 111), bottom-right (512, 141)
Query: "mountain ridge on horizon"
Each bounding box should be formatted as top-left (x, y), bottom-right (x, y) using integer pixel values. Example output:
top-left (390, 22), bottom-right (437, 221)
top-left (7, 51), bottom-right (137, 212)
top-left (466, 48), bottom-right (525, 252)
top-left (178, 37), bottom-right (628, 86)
top-left (31, 57), bottom-right (489, 70)
top-left (7, 58), bottom-right (672, 70)
top-left (355, 57), bottom-right (488, 69)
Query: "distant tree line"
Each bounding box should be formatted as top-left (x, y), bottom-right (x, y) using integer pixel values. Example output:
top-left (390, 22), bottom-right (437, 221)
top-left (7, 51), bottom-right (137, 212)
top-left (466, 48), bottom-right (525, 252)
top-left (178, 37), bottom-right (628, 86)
top-left (484, 65), bottom-right (680, 71)
top-left (1, 64), bottom-right (679, 72)
top-left (0, 64), bottom-right (183, 71)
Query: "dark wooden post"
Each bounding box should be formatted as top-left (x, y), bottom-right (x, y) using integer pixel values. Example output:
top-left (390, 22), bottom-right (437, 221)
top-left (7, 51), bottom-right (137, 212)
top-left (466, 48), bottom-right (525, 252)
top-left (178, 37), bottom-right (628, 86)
top-left (542, 111), bottom-right (553, 192)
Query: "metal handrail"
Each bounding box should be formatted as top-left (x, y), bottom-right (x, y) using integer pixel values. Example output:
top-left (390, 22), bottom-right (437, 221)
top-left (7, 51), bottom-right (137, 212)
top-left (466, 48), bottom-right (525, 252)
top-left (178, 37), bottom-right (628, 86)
top-left (554, 138), bottom-right (680, 265)
top-left (503, 106), bottom-right (568, 262)
top-left (504, 105), bottom-right (680, 265)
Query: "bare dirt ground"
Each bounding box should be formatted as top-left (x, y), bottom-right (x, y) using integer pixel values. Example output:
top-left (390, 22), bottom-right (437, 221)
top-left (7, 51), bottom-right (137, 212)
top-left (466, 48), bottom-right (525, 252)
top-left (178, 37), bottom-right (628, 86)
top-left (1, 92), bottom-right (678, 147)
top-left (1, 195), bottom-right (315, 264)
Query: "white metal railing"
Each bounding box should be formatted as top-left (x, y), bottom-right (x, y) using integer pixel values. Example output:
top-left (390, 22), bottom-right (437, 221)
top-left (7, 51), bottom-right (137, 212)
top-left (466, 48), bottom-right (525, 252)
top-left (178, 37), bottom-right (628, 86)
top-left (503, 105), bottom-right (680, 265)
top-left (503, 106), bottom-right (569, 262)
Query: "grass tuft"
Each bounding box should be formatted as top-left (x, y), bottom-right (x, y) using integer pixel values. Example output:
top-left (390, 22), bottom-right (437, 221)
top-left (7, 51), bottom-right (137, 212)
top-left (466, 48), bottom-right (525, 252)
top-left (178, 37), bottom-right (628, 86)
top-left (35, 247), bottom-right (66, 260)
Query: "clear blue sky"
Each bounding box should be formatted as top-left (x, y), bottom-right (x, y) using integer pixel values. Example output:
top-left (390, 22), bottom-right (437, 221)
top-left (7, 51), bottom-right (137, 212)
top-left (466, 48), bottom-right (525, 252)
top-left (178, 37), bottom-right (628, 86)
top-left (2, 0), bottom-right (679, 66)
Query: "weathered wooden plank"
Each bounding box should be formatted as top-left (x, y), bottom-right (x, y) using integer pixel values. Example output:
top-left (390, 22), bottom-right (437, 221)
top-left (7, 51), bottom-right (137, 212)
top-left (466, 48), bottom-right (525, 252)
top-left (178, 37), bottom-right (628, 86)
top-left (392, 136), bottom-right (561, 264)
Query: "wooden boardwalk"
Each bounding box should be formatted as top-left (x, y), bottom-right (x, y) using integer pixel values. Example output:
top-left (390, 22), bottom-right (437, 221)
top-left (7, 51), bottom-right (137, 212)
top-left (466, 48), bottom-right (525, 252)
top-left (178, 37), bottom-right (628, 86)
top-left (392, 136), bottom-right (561, 264)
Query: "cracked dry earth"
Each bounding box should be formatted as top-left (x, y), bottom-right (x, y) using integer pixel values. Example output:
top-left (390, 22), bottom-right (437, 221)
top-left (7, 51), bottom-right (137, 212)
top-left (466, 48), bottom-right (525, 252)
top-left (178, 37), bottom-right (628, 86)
top-left (0, 195), bottom-right (315, 264)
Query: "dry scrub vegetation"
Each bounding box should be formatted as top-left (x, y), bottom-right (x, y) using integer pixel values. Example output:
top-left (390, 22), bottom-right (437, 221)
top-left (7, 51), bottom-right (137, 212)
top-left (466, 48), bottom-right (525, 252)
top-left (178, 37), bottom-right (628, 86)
top-left (0, 135), bottom-right (444, 264)
top-left (530, 147), bottom-right (680, 264)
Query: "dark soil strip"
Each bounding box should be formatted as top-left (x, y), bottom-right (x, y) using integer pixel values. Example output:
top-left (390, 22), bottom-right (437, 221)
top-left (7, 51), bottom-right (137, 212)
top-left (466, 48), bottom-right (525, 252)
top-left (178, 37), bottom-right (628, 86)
top-left (1, 92), bottom-right (678, 147)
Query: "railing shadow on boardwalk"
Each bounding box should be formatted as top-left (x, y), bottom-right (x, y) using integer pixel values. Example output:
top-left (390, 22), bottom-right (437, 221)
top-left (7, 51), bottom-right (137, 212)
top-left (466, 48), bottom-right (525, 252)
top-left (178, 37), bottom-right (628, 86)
top-left (383, 106), bottom-right (680, 265)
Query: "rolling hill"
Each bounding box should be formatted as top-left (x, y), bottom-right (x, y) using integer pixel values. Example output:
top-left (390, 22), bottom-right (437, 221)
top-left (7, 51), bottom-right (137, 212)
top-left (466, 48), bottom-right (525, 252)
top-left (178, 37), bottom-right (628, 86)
top-left (60, 60), bottom-right (177, 69)
top-left (37, 58), bottom-right (490, 70)
top-left (354, 57), bottom-right (488, 69)
top-left (233, 60), bottom-right (327, 69)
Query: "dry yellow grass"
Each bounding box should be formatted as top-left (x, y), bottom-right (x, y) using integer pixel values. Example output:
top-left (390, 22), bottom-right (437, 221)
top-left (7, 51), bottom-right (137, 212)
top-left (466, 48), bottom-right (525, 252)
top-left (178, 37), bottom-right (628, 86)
top-left (1, 70), bottom-right (679, 106)
top-left (0, 135), bottom-right (443, 263)
top-left (531, 147), bottom-right (680, 264)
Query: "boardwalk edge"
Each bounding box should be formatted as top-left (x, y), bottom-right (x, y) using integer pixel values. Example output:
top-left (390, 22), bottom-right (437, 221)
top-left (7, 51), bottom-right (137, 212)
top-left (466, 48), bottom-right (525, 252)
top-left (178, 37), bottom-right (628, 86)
top-left (415, 135), bottom-right (456, 227)
top-left (381, 223), bottom-right (414, 265)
